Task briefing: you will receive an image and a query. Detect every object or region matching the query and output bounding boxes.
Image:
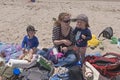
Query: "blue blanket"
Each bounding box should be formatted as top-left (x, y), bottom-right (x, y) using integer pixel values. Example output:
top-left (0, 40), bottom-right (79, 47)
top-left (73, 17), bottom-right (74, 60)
top-left (0, 42), bottom-right (22, 62)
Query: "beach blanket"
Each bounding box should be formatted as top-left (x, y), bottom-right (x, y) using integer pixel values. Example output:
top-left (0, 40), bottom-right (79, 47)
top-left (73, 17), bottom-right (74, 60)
top-left (0, 42), bottom-right (22, 62)
top-left (0, 42), bottom-right (50, 80)
top-left (85, 61), bottom-right (111, 80)
top-left (85, 52), bottom-right (120, 79)
top-left (20, 67), bottom-right (49, 80)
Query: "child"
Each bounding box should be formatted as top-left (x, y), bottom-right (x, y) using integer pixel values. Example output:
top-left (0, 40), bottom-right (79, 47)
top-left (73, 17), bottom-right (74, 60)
top-left (73, 14), bottom-right (92, 66)
top-left (19, 25), bottom-right (39, 62)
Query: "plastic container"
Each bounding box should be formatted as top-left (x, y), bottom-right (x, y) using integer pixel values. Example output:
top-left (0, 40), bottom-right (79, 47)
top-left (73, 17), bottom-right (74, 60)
top-left (13, 68), bottom-right (21, 76)
top-left (110, 37), bottom-right (118, 44)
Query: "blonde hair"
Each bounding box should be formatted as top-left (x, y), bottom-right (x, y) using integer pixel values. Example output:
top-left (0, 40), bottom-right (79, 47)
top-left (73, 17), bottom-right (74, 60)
top-left (54, 12), bottom-right (71, 27)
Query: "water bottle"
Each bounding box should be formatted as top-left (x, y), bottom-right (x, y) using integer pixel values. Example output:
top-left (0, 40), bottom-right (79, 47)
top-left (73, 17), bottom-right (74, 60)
top-left (53, 47), bottom-right (58, 55)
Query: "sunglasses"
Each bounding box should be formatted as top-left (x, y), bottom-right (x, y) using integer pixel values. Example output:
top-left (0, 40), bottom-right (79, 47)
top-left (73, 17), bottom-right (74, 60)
top-left (63, 19), bottom-right (71, 23)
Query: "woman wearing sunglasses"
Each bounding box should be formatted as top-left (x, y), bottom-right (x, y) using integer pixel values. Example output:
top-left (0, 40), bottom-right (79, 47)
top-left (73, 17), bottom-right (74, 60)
top-left (52, 12), bottom-right (77, 67)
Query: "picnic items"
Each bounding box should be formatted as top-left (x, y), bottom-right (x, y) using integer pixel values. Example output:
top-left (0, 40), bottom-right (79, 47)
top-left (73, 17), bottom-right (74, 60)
top-left (110, 37), bottom-right (118, 44)
top-left (7, 59), bottom-right (28, 67)
top-left (85, 62), bottom-right (111, 80)
top-left (37, 55), bottom-right (53, 71)
top-left (49, 66), bottom-right (69, 80)
top-left (6, 54), bottom-right (37, 68)
top-left (88, 34), bottom-right (100, 48)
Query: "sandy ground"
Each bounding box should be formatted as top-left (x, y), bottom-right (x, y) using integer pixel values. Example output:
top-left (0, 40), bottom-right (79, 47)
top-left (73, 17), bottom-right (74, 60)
top-left (0, 0), bottom-right (120, 54)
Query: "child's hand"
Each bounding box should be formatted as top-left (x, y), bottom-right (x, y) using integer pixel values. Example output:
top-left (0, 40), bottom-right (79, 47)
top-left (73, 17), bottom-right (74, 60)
top-left (81, 34), bottom-right (86, 39)
top-left (61, 47), bottom-right (68, 53)
top-left (22, 48), bottom-right (28, 53)
top-left (25, 49), bottom-right (28, 53)
top-left (22, 48), bottom-right (25, 53)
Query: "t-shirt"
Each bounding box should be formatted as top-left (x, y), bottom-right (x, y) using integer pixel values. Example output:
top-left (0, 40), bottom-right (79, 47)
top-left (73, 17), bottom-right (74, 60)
top-left (73, 27), bottom-right (92, 47)
top-left (22, 35), bottom-right (39, 49)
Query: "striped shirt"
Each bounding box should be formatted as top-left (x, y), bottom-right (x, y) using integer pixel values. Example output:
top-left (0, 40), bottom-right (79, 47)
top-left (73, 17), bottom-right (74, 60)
top-left (52, 26), bottom-right (75, 47)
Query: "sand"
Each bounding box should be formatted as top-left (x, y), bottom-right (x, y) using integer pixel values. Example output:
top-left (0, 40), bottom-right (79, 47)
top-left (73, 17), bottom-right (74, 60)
top-left (0, 0), bottom-right (120, 54)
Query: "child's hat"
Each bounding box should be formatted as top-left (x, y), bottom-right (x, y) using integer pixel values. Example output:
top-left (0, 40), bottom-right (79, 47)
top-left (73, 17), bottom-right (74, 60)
top-left (74, 14), bottom-right (90, 27)
top-left (26, 25), bottom-right (37, 32)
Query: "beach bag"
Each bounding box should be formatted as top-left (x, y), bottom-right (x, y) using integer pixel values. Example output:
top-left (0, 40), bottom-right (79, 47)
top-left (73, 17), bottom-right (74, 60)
top-left (68, 66), bottom-right (84, 80)
top-left (98, 27), bottom-right (113, 39)
top-left (85, 52), bottom-right (120, 79)
top-left (37, 55), bottom-right (53, 71)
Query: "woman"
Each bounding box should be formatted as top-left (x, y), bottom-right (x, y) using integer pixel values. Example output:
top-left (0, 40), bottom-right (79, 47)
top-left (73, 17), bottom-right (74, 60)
top-left (52, 12), bottom-right (77, 67)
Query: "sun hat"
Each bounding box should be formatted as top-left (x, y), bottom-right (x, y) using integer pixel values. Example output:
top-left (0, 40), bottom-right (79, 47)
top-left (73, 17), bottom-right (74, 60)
top-left (73, 14), bottom-right (90, 27)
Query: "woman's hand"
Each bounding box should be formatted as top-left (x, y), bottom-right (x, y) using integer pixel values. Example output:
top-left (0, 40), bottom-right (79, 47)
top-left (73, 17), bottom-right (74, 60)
top-left (61, 47), bottom-right (68, 53)
top-left (62, 39), bottom-right (72, 46)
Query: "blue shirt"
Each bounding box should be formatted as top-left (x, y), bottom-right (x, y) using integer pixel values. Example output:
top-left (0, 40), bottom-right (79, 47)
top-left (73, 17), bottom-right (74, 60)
top-left (22, 35), bottom-right (39, 49)
top-left (73, 27), bottom-right (92, 47)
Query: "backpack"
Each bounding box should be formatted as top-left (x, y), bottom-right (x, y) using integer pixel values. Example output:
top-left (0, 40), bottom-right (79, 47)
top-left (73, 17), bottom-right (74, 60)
top-left (85, 52), bottom-right (120, 79)
top-left (98, 27), bottom-right (113, 39)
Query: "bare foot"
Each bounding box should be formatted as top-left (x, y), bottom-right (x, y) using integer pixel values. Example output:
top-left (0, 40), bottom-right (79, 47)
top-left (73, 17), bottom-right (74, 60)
top-left (24, 59), bottom-right (31, 62)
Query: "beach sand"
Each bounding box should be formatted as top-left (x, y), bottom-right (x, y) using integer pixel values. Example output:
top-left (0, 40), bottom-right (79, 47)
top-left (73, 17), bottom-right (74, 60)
top-left (0, 0), bottom-right (120, 54)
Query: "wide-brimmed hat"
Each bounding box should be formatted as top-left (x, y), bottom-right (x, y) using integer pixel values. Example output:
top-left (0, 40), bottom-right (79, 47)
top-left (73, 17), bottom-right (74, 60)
top-left (26, 25), bottom-right (37, 32)
top-left (72, 14), bottom-right (90, 27)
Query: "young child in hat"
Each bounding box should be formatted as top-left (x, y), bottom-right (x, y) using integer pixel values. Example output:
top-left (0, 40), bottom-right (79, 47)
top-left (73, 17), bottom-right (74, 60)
top-left (73, 14), bottom-right (92, 66)
top-left (19, 25), bottom-right (39, 62)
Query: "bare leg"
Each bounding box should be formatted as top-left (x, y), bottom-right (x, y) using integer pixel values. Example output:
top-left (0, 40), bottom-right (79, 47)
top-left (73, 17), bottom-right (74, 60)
top-left (79, 47), bottom-right (86, 64)
top-left (76, 49), bottom-right (80, 61)
top-left (28, 49), bottom-right (34, 62)
top-left (19, 53), bottom-right (25, 60)
top-left (19, 49), bottom-right (29, 60)
top-left (79, 47), bottom-right (87, 79)
top-left (0, 76), bottom-right (2, 80)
